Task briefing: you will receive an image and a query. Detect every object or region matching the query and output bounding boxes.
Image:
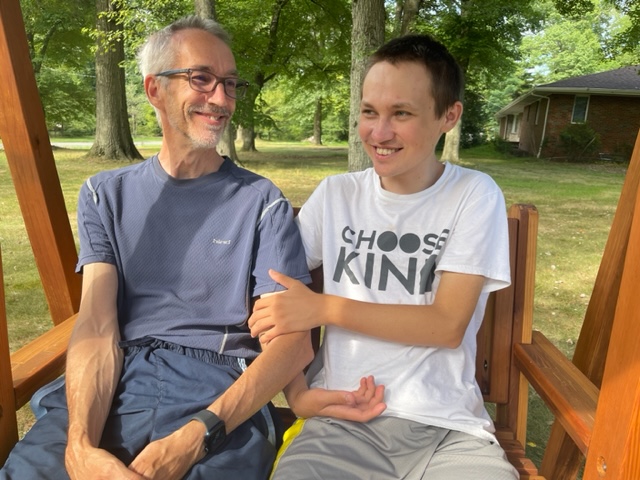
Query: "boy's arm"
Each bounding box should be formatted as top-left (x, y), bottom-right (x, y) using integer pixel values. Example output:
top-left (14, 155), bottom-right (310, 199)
top-left (283, 373), bottom-right (386, 421)
top-left (249, 269), bottom-right (485, 348)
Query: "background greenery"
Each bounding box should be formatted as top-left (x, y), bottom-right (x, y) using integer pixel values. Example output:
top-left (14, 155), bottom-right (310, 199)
top-left (0, 140), bottom-right (626, 469)
top-left (17, 0), bottom-right (640, 148)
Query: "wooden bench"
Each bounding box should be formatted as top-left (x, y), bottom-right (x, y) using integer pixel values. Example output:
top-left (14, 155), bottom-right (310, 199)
top-left (3, 0), bottom-right (640, 477)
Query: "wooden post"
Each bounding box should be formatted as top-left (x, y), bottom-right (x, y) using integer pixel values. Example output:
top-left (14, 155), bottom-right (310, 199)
top-left (540, 131), bottom-right (640, 478)
top-left (0, 248), bottom-right (19, 464)
top-left (0, 0), bottom-right (81, 324)
top-left (582, 160), bottom-right (640, 479)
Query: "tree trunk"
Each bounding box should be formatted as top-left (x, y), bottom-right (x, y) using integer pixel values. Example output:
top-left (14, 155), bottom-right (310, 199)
top-left (394, 0), bottom-right (423, 36)
top-left (240, 122), bottom-right (256, 151)
top-left (193, 0), bottom-right (215, 19)
top-left (348, 0), bottom-right (385, 172)
top-left (88, 0), bottom-right (142, 161)
top-left (217, 122), bottom-right (240, 163)
top-left (441, 122), bottom-right (461, 163)
top-left (313, 97), bottom-right (323, 145)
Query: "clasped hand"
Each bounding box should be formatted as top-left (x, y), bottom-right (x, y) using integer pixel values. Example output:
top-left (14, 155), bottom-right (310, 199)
top-left (249, 269), bottom-right (323, 344)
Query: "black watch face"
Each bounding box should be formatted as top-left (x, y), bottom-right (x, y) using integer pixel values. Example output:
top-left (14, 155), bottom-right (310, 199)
top-left (205, 422), bottom-right (226, 451)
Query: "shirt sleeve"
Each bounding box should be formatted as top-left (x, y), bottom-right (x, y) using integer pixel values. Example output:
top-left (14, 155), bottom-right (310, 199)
top-left (436, 180), bottom-right (511, 293)
top-left (295, 178), bottom-right (327, 271)
top-left (75, 177), bottom-right (116, 273)
top-left (251, 197), bottom-right (311, 297)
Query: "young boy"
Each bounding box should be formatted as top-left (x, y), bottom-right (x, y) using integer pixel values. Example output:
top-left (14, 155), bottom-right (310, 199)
top-left (250, 34), bottom-right (518, 479)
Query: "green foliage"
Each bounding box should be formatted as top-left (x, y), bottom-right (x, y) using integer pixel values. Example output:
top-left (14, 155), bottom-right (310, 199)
top-left (559, 123), bottom-right (602, 161)
top-left (20, 0), bottom-right (95, 134)
top-left (519, 1), bottom-right (635, 86)
top-left (490, 136), bottom-right (517, 155)
top-left (261, 75), bottom-right (349, 142)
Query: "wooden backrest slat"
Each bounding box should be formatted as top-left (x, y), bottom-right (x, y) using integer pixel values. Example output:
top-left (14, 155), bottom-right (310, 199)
top-left (477, 216), bottom-right (520, 403)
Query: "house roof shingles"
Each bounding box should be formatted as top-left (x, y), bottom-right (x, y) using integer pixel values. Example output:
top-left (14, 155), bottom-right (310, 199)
top-left (540, 65), bottom-right (640, 91)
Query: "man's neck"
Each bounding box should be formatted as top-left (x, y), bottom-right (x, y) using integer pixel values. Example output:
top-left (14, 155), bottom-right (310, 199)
top-left (157, 142), bottom-right (225, 179)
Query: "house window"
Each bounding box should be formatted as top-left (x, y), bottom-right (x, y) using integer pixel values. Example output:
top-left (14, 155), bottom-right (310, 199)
top-left (510, 114), bottom-right (520, 134)
top-left (572, 96), bottom-right (589, 123)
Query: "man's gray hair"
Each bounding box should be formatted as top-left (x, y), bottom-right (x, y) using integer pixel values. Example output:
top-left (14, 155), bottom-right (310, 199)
top-left (137, 15), bottom-right (231, 78)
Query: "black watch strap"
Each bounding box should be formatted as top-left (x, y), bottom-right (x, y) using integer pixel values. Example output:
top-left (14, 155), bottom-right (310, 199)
top-left (190, 409), bottom-right (226, 453)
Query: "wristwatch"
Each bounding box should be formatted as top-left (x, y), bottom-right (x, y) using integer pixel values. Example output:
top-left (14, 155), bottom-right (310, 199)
top-left (190, 409), bottom-right (226, 453)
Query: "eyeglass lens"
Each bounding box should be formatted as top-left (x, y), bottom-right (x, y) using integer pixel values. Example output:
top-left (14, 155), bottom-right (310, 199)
top-left (189, 70), bottom-right (246, 98)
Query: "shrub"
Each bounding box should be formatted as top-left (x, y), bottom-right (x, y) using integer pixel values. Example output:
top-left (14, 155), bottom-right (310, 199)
top-left (558, 124), bottom-right (601, 161)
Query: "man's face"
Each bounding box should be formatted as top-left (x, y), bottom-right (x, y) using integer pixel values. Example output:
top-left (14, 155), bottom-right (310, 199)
top-left (155, 29), bottom-right (237, 150)
top-left (358, 60), bottom-right (460, 194)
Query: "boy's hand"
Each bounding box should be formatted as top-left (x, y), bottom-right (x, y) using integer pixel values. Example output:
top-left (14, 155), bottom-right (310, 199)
top-left (289, 376), bottom-right (386, 422)
top-left (249, 270), bottom-right (324, 343)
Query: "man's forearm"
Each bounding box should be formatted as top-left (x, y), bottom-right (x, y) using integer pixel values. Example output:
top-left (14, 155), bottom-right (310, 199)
top-left (210, 331), bottom-right (313, 433)
top-left (66, 331), bottom-right (123, 447)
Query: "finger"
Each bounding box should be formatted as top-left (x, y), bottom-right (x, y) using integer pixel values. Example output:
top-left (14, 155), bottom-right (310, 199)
top-left (249, 318), bottom-right (272, 337)
top-left (268, 269), bottom-right (297, 289)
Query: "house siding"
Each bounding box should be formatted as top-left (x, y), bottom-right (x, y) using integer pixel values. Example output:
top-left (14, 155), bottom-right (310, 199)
top-left (517, 94), bottom-right (640, 160)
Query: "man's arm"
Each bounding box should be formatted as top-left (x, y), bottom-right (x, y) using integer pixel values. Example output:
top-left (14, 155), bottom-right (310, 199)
top-left (127, 316), bottom-right (314, 479)
top-left (249, 269), bottom-right (485, 348)
top-left (64, 263), bottom-right (142, 480)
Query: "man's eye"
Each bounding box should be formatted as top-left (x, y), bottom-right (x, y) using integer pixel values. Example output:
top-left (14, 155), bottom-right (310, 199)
top-left (224, 78), bottom-right (238, 90)
top-left (191, 73), bottom-right (213, 85)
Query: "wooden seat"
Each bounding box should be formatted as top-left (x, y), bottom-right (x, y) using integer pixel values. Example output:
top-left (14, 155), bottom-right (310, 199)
top-left (2, 0), bottom-right (640, 477)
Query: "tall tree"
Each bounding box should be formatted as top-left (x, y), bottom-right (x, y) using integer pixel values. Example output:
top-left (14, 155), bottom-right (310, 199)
top-left (88, 0), bottom-right (142, 160)
top-left (393, 0), bottom-right (423, 36)
top-left (348, 0), bottom-right (385, 171)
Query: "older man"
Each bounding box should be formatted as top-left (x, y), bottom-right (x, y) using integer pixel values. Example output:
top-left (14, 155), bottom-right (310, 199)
top-left (1, 15), bottom-right (312, 480)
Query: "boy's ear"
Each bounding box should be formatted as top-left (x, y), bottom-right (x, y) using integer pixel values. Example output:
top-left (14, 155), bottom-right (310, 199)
top-left (442, 101), bottom-right (463, 133)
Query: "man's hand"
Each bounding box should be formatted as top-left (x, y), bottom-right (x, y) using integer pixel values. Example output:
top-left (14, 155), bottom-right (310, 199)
top-left (128, 421), bottom-right (205, 480)
top-left (289, 376), bottom-right (386, 422)
top-left (249, 270), bottom-right (324, 343)
top-left (65, 444), bottom-right (143, 480)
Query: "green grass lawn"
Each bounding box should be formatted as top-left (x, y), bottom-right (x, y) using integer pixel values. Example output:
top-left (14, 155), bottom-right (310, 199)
top-left (0, 140), bottom-right (626, 470)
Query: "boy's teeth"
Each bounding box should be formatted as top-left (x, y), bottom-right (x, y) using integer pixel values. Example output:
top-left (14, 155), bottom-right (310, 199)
top-left (376, 148), bottom-right (395, 155)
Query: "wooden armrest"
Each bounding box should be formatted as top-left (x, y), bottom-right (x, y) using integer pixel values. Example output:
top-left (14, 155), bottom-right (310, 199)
top-left (514, 330), bottom-right (598, 454)
top-left (11, 314), bottom-right (77, 408)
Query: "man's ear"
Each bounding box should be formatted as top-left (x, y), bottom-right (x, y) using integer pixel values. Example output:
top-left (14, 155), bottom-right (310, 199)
top-left (144, 75), bottom-right (163, 109)
top-left (442, 101), bottom-right (463, 133)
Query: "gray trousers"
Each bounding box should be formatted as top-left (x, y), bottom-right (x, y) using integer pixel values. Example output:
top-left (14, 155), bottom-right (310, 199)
top-left (272, 416), bottom-right (519, 480)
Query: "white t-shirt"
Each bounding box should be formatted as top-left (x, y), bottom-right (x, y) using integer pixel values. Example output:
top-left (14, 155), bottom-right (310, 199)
top-left (297, 163), bottom-right (511, 441)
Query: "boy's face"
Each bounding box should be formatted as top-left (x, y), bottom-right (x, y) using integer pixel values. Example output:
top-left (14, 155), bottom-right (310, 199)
top-left (358, 60), bottom-right (461, 194)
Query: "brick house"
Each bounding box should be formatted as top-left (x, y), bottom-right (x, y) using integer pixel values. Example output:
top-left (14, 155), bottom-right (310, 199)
top-left (496, 65), bottom-right (640, 160)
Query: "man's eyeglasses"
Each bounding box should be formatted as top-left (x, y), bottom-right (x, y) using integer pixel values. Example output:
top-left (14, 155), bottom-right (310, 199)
top-left (155, 68), bottom-right (250, 99)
